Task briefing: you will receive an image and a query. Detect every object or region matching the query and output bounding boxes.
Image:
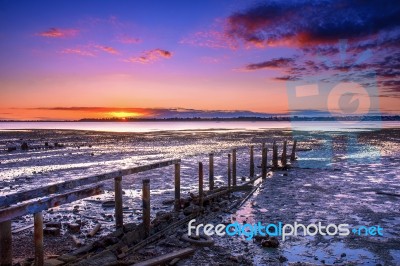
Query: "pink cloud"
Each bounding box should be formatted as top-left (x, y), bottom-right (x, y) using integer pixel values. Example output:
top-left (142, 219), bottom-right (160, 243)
top-left (117, 35), bottom-right (142, 44)
top-left (125, 49), bottom-right (173, 64)
top-left (61, 48), bottom-right (94, 57)
top-left (95, 45), bottom-right (119, 54)
top-left (37, 28), bottom-right (79, 38)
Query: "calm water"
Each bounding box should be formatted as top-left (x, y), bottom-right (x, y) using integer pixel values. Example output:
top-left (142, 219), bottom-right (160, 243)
top-left (0, 121), bottom-right (398, 132)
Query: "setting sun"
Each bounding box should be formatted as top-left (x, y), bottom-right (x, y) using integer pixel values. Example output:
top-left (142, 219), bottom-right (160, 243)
top-left (108, 111), bottom-right (142, 118)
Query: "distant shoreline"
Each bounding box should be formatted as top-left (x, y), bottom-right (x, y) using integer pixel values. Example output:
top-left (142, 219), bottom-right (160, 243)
top-left (0, 115), bottom-right (399, 123)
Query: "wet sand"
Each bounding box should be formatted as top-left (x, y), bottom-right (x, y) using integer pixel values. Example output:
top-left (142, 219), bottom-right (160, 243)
top-left (0, 127), bottom-right (399, 264)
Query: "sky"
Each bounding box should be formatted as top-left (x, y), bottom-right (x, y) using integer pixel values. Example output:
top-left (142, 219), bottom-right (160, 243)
top-left (0, 0), bottom-right (399, 120)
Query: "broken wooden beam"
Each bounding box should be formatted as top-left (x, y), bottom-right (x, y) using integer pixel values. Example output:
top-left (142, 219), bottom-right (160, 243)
top-left (132, 248), bottom-right (195, 266)
top-left (0, 159), bottom-right (180, 207)
top-left (0, 185), bottom-right (103, 223)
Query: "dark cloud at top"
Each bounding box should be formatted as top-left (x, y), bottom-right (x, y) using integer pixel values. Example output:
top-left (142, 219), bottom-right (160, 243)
top-left (230, 1), bottom-right (400, 96)
top-left (227, 0), bottom-right (400, 47)
top-left (245, 57), bottom-right (294, 70)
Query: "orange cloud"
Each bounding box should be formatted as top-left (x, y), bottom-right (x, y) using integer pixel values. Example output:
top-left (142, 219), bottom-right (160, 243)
top-left (125, 49), bottom-right (173, 64)
top-left (95, 45), bottom-right (119, 54)
top-left (37, 28), bottom-right (78, 38)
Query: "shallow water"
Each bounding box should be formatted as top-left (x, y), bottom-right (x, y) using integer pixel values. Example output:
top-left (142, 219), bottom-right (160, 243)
top-left (0, 127), bottom-right (399, 264)
top-left (0, 120), bottom-right (399, 132)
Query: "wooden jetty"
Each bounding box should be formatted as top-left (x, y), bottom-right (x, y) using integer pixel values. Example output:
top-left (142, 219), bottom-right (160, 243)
top-left (0, 140), bottom-right (297, 266)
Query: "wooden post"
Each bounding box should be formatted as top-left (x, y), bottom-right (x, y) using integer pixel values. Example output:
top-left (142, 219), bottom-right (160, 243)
top-left (34, 211), bottom-right (44, 266)
top-left (262, 147), bottom-right (267, 179)
top-left (250, 146), bottom-right (254, 178)
top-left (209, 153), bottom-right (214, 191)
top-left (174, 163), bottom-right (181, 211)
top-left (0, 220), bottom-right (12, 266)
top-left (232, 149), bottom-right (237, 186)
top-left (142, 179), bottom-right (150, 237)
top-left (198, 162), bottom-right (203, 208)
top-left (291, 140), bottom-right (297, 161)
top-left (281, 140), bottom-right (287, 167)
top-left (227, 154), bottom-right (231, 197)
top-left (114, 176), bottom-right (123, 228)
top-left (273, 142), bottom-right (278, 169)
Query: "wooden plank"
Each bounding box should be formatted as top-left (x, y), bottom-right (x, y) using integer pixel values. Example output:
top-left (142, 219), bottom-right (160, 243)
top-left (198, 162), bottom-right (203, 208)
top-left (232, 149), bottom-right (237, 186)
top-left (250, 146), bottom-right (254, 178)
top-left (12, 224), bottom-right (34, 234)
top-left (114, 177), bottom-right (123, 228)
top-left (290, 140), bottom-right (297, 161)
top-left (227, 154), bottom-right (231, 195)
top-left (376, 191), bottom-right (400, 197)
top-left (209, 153), bottom-right (214, 191)
top-left (0, 159), bottom-right (180, 207)
top-left (142, 179), bottom-right (150, 237)
top-left (0, 185), bottom-right (103, 223)
top-left (0, 220), bottom-right (12, 266)
top-left (262, 147), bottom-right (267, 179)
top-left (34, 211), bottom-right (44, 266)
top-left (174, 163), bottom-right (181, 211)
top-left (132, 248), bottom-right (195, 266)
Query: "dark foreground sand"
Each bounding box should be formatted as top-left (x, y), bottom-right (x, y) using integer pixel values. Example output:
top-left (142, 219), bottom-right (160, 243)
top-left (0, 128), bottom-right (399, 265)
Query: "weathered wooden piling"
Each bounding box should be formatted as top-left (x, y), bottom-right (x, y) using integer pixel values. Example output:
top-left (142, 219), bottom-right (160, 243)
top-left (198, 162), bottom-right (204, 208)
top-left (174, 162), bottom-right (181, 211)
top-left (0, 220), bottom-right (12, 266)
top-left (273, 141), bottom-right (279, 169)
top-left (34, 211), bottom-right (44, 266)
top-left (262, 147), bottom-right (267, 179)
top-left (250, 146), bottom-right (254, 178)
top-left (209, 153), bottom-right (214, 191)
top-left (142, 179), bottom-right (150, 237)
top-left (281, 140), bottom-right (287, 167)
top-left (232, 149), bottom-right (237, 186)
top-left (291, 140), bottom-right (297, 161)
top-left (114, 176), bottom-right (123, 228)
top-left (228, 154), bottom-right (231, 196)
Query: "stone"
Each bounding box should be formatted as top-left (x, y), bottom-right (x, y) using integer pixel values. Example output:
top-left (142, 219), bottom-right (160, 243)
top-left (68, 223), bottom-right (81, 233)
top-left (183, 205), bottom-right (200, 216)
top-left (44, 227), bottom-right (60, 237)
top-left (261, 237), bottom-right (279, 248)
top-left (162, 199), bottom-right (175, 205)
top-left (21, 142), bottom-right (29, 150)
top-left (45, 222), bottom-right (61, 228)
top-left (278, 256), bottom-right (288, 263)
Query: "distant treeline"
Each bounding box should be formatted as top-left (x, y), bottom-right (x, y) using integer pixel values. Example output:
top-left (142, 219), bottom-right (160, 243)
top-left (79, 116), bottom-right (400, 122)
top-left (0, 115), bottom-right (400, 122)
top-left (1, 115), bottom-right (399, 122)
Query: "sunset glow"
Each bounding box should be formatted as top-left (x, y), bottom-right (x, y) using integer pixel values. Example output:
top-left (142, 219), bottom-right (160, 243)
top-left (0, 0), bottom-right (399, 120)
top-left (108, 112), bottom-right (142, 118)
